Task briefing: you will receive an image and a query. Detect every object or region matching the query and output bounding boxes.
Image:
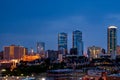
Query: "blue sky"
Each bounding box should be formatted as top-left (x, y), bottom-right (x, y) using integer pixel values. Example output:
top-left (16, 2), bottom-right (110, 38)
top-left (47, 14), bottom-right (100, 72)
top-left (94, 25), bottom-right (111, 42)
top-left (0, 0), bottom-right (120, 52)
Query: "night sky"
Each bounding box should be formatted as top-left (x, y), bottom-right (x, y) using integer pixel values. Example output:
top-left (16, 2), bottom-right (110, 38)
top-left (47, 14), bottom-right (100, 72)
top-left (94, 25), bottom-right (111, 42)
top-left (0, 0), bottom-right (120, 52)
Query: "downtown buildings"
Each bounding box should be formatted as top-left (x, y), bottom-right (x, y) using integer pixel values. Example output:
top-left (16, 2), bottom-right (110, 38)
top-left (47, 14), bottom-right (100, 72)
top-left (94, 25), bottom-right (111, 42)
top-left (3, 45), bottom-right (41, 62)
top-left (2, 26), bottom-right (119, 61)
top-left (58, 30), bottom-right (83, 56)
top-left (87, 26), bottom-right (118, 59)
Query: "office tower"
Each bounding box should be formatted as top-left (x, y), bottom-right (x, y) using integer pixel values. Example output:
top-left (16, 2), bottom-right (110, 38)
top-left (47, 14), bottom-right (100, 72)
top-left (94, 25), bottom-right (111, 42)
top-left (37, 42), bottom-right (45, 54)
top-left (107, 26), bottom-right (117, 54)
top-left (73, 30), bottom-right (83, 56)
top-left (3, 45), bottom-right (27, 60)
top-left (58, 32), bottom-right (67, 54)
top-left (87, 46), bottom-right (102, 59)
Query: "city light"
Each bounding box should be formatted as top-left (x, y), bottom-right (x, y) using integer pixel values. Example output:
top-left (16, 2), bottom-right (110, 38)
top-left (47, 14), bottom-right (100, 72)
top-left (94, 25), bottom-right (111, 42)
top-left (41, 77), bottom-right (46, 80)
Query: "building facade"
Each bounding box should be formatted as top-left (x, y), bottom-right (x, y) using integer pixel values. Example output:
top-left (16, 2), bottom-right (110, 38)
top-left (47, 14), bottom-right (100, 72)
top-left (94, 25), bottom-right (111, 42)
top-left (3, 45), bottom-right (27, 60)
top-left (107, 26), bottom-right (117, 54)
top-left (46, 50), bottom-right (58, 61)
top-left (87, 46), bottom-right (102, 59)
top-left (58, 32), bottom-right (67, 54)
top-left (72, 30), bottom-right (83, 56)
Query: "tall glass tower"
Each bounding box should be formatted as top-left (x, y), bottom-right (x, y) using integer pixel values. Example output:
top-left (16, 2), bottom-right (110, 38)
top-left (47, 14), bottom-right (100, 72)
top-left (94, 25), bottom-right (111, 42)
top-left (58, 32), bottom-right (67, 54)
top-left (73, 30), bottom-right (83, 56)
top-left (107, 26), bottom-right (117, 54)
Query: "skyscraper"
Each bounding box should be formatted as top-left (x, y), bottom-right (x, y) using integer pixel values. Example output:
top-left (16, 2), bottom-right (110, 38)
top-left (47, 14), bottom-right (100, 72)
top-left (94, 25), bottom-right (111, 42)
top-left (58, 32), bottom-right (67, 54)
top-left (107, 26), bottom-right (117, 54)
top-left (37, 42), bottom-right (45, 54)
top-left (73, 30), bottom-right (83, 56)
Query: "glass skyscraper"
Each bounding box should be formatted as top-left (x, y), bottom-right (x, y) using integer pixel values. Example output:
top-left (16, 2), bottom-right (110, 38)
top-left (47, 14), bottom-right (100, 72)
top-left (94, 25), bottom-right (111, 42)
top-left (58, 33), bottom-right (67, 54)
top-left (107, 26), bottom-right (117, 54)
top-left (73, 30), bottom-right (83, 56)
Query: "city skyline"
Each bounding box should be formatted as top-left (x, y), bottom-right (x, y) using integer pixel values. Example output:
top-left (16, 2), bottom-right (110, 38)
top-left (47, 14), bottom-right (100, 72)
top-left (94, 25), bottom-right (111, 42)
top-left (1, 0), bottom-right (120, 52)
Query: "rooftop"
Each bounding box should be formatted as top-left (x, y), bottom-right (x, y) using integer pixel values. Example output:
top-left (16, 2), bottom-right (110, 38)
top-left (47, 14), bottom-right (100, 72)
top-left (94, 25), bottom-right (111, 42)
top-left (108, 26), bottom-right (117, 29)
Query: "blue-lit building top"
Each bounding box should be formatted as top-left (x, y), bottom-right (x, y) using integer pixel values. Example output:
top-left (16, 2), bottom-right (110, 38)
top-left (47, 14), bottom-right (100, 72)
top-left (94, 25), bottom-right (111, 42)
top-left (107, 26), bottom-right (117, 54)
top-left (58, 32), bottom-right (67, 54)
top-left (73, 30), bottom-right (83, 56)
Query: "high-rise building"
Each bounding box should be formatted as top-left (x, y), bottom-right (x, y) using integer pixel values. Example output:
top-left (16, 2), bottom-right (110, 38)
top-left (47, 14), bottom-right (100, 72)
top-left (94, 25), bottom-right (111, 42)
top-left (72, 30), bottom-right (83, 56)
top-left (3, 45), bottom-right (27, 60)
top-left (37, 42), bottom-right (45, 54)
top-left (107, 26), bottom-right (117, 54)
top-left (58, 32), bottom-right (67, 54)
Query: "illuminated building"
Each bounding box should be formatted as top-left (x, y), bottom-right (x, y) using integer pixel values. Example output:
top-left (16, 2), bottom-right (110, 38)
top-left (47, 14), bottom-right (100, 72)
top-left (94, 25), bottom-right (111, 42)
top-left (22, 54), bottom-right (40, 61)
top-left (36, 42), bottom-right (45, 54)
top-left (107, 26), bottom-right (117, 54)
top-left (72, 30), bottom-right (83, 56)
top-left (3, 45), bottom-right (27, 60)
top-left (58, 32), bottom-right (68, 54)
top-left (87, 46), bottom-right (102, 58)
